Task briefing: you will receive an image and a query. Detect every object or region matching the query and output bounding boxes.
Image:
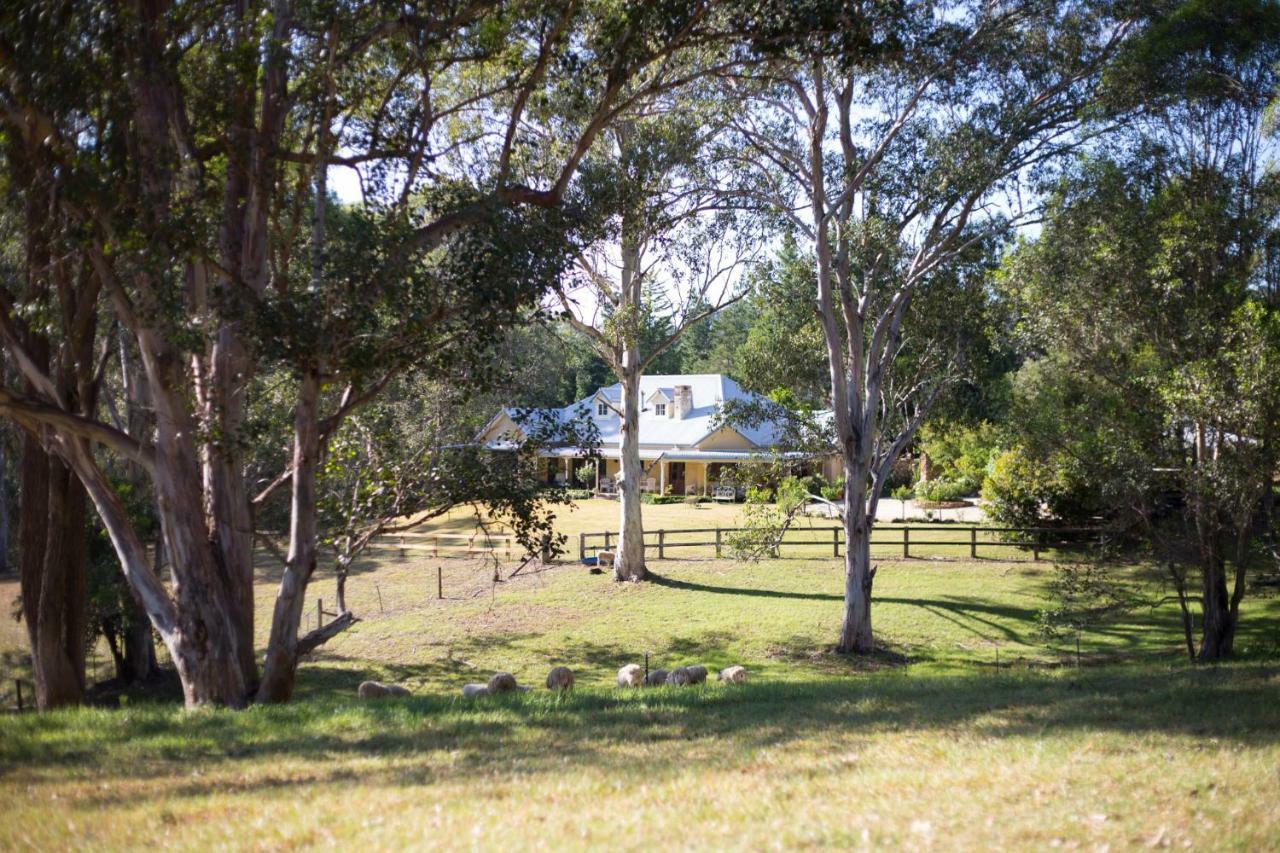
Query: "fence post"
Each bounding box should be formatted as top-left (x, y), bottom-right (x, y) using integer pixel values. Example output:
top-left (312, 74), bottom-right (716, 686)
top-left (375, 582), bottom-right (384, 614)
top-left (715, 527), bottom-right (722, 558)
top-left (15, 679), bottom-right (22, 711)
top-left (833, 527), bottom-right (840, 558)
top-left (903, 527), bottom-right (910, 559)
top-left (317, 598), bottom-right (323, 630)
top-left (1032, 531), bottom-right (1041, 561)
top-left (970, 527), bottom-right (977, 559)
top-left (579, 532), bottom-right (586, 561)
top-left (658, 529), bottom-right (665, 560)
top-left (604, 531), bottom-right (611, 551)
top-left (398, 535), bottom-right (405, 560)
top-left (437, 565), bottom-right (443, 599)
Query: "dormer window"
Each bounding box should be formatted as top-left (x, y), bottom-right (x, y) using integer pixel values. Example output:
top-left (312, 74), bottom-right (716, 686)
top-left (596, 401), bottom-right (610, 417)
top-left (654, 403), bottom-right (667, 417)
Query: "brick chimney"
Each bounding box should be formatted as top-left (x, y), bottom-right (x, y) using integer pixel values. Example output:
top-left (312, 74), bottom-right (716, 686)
top-left (673, 385), bottom-right (693, 419)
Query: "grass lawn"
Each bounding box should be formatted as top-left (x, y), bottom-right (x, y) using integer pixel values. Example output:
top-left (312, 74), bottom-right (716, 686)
top-left (1, 499), bottom-right (1279, 849)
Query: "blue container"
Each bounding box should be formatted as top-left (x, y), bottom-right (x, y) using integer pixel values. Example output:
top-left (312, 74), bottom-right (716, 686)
top-left (582, 556), bottom-right (598, 566)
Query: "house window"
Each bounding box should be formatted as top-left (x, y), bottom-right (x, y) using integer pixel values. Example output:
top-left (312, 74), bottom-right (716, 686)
top-left (654, 403), bottom-right (667, 416)
top-left (596, 401), bottom-right (609, 417)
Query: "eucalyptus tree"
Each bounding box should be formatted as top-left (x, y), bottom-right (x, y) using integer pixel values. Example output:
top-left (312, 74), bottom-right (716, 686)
top-left (0, 0), bottom-right (738, 707)
top-left (317, 372), bottom-right (598, 615)
top-left (551, 93), bottom-right (759, 582)
top-left (725, 1), bottom-right (1136, 653)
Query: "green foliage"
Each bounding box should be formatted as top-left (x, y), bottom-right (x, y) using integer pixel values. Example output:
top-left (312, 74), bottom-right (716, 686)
top-left (1037, 562), bottom-right (1144, 641)
top-left (889, 484), bottom-right (913, 501)
top-left (641, 494), bottom-right (684, 505)
top-left (822, 480), bottom-right (846, 502)
top-left (915, 479), bottom-right (970, 504)
top-left (918, 421), bottom-right (1003, 496)
top-left (733, 237), bottom-right (829, 406)
top-left (726, 477), bottom-right (810, 561)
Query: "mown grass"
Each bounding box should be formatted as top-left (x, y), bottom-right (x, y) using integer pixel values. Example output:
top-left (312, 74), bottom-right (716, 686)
top-left (1, 498), bottom-right (1279, 849)
top-left (3, 666), bottom-right (1279, 849)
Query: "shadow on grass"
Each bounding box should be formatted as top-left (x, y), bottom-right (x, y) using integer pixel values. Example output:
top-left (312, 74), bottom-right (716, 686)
top-left (3, 662), bottom-right (1278, 807)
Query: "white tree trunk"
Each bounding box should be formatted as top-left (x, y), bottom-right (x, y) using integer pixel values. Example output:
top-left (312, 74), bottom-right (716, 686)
top-left (837, 456), bottom-right (874, 653)
top-left (614, 364), bottom-right (647, 581)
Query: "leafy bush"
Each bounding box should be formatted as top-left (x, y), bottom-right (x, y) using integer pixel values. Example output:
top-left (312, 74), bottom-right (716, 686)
top-left (915, 478), bottom-right (971, 503)
top-left (981, 446), bottom-right (1103, 529)
top-left (564, 488), bottom-right (593, 501)
top-left (890, 484), bottom-right (914, 501)
top-left (745, 485), bottom-right (774, 504)
top-left (919, 421), bottom-right (1003, 495)
top-left (821, 479), bottom-right (845, 502)
top-left (641, 494), bottom-right (685, 505)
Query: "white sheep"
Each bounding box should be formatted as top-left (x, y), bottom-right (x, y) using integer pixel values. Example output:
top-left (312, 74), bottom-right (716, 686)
top-left (617, 664), bottom-right (644, 687)
top-left (718, 665), bottom-right (747, 684)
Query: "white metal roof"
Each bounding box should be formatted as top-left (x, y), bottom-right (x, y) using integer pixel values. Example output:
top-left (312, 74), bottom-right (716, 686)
top-left (485, 374), bottom-right (786, 450)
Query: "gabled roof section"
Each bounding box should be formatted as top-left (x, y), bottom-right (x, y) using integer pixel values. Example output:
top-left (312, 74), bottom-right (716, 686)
top-left (483, 374), bottom-right (788, 451)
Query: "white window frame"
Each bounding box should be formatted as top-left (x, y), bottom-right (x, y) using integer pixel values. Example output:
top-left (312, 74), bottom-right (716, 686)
top-left (654, 403), bottom-right (667, 416)
top-left (596, 401), bottom-right (610, 417)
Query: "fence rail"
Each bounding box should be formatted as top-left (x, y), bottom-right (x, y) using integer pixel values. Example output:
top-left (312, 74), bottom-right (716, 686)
top-left (578, 523), bottom-right (1102, 563)
top-left (384, 531), bottom-right (514, 559)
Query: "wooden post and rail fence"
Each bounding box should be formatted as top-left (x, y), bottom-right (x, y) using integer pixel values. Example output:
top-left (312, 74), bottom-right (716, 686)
top-left (578, 523), bottom-right (1104, 563)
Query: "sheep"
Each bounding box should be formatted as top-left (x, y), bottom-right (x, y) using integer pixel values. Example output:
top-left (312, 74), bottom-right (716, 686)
top-left (461, 683), bottom-right (490, 698)
top-left (684, 665), bottom-right (708, 685)
top-left (718, 665), bottom-right (747, 684)
top-left (358, 681), bottom-right (410, 699)
top-left (616, 663), bottom-right (644, 687)
top-left (487, 672), bottom-right (521, 693)
top-left (643, 668), bottom-right (669, 687)
top-left (546, 666), bottom-right (575, 691)
top-left (666, 666), bottom-right (691, 686)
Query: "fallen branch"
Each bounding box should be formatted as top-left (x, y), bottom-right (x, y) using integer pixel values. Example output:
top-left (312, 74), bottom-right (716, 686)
top-left (297, 611), bottom-right (359, 657)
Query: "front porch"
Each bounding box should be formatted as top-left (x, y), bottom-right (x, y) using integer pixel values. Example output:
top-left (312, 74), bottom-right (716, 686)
top-left (538, 449), bottom-right (773, 499)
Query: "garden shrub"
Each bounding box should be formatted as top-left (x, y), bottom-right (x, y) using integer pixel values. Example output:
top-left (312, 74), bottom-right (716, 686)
top-left (916, 478), bottom-right (971, 503)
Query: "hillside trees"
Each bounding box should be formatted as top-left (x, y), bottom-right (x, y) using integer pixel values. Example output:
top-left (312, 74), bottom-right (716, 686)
top-left (0, 0), bottom-right (738, 707)
top-left (726, 0), bottom-right (1137, 653)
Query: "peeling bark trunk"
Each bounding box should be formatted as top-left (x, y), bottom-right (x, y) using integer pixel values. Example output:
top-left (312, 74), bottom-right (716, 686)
top-left (837, 459), bottom-right (874, 654)
top-left (22, 447), bottom-right (88, 708)
top-left (257, 368), bottom-right (322, 703)
top-left (335, 556), bottom-right (350, 614)
top-left (1197, 551), bottom-right (1235, 661)
top-left (614, 365), bottom-right (646, 581)
top-left (0, 437), bottom-right (10, 573)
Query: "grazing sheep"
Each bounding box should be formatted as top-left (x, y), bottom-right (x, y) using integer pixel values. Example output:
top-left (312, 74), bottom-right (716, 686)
top-left (617, 664), bottom-right (644, 687)
top-left (546, 666), bottom-right (575, 691)
top-left (462, 683), bottom-right (490, 698)
top-left (596, 550), bottom-right (615, 566)
top-left (666, 666), bottom-right (691, 686)
top-left (487, 672), bottom-right (520, 693)
top-left (685, 665), bottom-right (708, 685)
top-left (718, 665), bottom-right (747, 684)
top-left (643, 668), bottom-right (669, 687)
top-left (358, 681), bottom-right (410, 699)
